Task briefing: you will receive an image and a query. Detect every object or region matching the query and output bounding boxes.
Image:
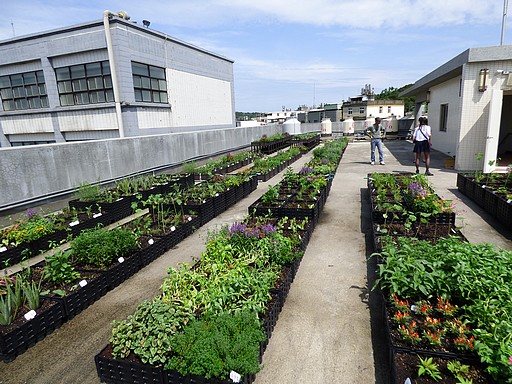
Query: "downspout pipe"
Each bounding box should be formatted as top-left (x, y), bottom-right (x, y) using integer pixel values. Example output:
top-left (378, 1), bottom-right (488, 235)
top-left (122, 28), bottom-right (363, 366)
top-left (103, 10), bottom-right (125, 138)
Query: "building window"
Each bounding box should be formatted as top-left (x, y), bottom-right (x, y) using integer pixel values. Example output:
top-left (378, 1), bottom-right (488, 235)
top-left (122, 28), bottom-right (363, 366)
top-left (348, 108), bottom-right (352, 115)
top-left (132, 62), bottom-right (168, 103)
top-left (359, 107), bottom-right (365, 114)
top-left (440, 104), bottom-right (448, 132)
top-left (379, 106), bottom-right (383, 113)
top-left (387, 106), bottom-right (391, 113)
top-left (0, 70), bottom-right (49, 111)
top-left (56, 61), bottom-right (113, 106)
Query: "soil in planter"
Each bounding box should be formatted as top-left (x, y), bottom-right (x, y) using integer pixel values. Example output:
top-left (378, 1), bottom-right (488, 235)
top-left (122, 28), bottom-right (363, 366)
top-left (394, 351), bottom-right (493, 384)
top-left (29, 261), bottom-right (103, 297)
top-left (0, 299), bottom-right (58, 336)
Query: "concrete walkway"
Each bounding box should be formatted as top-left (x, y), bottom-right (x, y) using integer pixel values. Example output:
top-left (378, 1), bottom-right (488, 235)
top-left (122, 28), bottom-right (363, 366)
top-left (0, 139), bottom-right (510, 384)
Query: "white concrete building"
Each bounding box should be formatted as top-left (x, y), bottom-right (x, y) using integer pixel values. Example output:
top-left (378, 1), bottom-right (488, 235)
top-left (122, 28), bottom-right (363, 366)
top-left (401, 45), bottom-right (512, 171)
top-left (0, 11), bottom-right (235, 147)
top-left (342, 96), bottom-right (404, 121)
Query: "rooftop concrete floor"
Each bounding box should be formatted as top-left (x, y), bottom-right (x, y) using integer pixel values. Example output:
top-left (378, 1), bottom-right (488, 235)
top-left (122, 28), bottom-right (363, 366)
top-left (0, 139), bottom-right (510, 384)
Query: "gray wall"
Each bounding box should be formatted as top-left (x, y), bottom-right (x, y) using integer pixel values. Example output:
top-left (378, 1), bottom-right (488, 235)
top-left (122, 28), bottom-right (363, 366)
top-left (0, 124), bottom-right (283, 210)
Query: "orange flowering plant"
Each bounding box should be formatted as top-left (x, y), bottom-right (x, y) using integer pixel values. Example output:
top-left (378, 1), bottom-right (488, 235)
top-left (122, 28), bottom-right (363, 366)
top-left (0, 209), bottom-right (56, 247)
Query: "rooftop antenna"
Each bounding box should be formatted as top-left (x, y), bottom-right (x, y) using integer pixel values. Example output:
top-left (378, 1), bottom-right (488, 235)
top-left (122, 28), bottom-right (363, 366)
top-left (11, 19), bottom-right (15, 37)
top-left (502, 0), bottom-right (508, 45)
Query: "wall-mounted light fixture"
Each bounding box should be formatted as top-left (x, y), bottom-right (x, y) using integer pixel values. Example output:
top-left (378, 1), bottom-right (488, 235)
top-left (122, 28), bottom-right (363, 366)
top-left (142, 20), bottom-right (150, 28)
top-left (478, 68), bottom-right (489, 92)
top-left (426, 90), bottom-right (431, 102)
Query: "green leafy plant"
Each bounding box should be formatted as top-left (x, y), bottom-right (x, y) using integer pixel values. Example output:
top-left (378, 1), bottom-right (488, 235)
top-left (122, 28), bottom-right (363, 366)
top-left (447, 360), bottom-right (471, 382)
top-left (417, 356), bottom-right (442, 381)
top-left (166, 310), bottom-right (265, 379)
top-left (43, 249), bottom-right (81, 286)
top-left (22, 280), bottom-right (41, 310)
top-left (71, 227), bottom-right (137, 268)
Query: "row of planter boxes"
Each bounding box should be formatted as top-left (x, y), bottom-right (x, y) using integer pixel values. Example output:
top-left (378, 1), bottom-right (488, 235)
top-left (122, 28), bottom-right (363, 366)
top-left (0, 213), bottom-right (201, 363)
top-left (94, 140), bottom-right (347, 384)
top-left (2, 147), bottom-right (301, 363)
top-left (251, 135), bottom-right (292, 155)
top-left (367, 174), bottom-right (496, 383)
top-left (456, 173), bottom-right (512, 230)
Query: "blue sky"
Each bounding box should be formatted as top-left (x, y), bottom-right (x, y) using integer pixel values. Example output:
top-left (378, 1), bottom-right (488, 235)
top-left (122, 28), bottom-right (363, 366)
top-left (0, 0), bottom-right (508, 112)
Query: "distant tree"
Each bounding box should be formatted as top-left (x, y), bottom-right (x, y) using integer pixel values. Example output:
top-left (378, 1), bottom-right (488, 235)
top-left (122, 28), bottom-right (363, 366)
top-left (375, 84), bottom-right (416, 113)
top-left (235, 112), bottom-right (263, 121)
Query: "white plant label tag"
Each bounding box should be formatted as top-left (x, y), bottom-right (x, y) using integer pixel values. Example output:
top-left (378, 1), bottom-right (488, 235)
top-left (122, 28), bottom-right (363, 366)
top-left (229, 371), bottom-right (241, 383)
top-left (118, 257), bottom-right (125, 263)
top-left (0, 246), bottom-right (6, 253)
top-left (69, 220), bottom-right (80, 227)
top-left (508, 199), bottom-right (512, 204)
top-left (93, 213), bottom-right (102, 218)
top-left (404, 378), bottom-right (412, 384)
top-left (148, 239), bottom-right (154, 245)
top-left (188, 216), bottom-right (192, 221)
top-left (24, 310), bottom-right (37, 321)
top-left (79, 279), bottom-right (88, 287)
top-left (171, 226), bottom-right (176, 232)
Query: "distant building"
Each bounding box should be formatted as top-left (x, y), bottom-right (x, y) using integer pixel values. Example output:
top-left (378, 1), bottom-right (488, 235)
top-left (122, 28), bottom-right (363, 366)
top-left (0, 11), bottom-right (235, 147)
top-left (342, 96), bottom-right (404, 121)
top-left (263, 110), bottom-right (296, 124)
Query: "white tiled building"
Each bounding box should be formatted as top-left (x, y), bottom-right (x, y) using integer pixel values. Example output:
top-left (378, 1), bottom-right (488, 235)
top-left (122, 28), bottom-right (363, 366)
top-left (401, 45), bottom-right (512, 171)
top-left (0, 11), bottom-right (235, 147)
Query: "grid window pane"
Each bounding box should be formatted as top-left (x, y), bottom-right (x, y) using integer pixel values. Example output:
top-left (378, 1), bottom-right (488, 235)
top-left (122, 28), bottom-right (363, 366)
top-left (0, 76), bottom-right (11, 88)
top-left (141, 77), bottom-right (151, 89)
top-left (149, 66), bottom-right (165, 79)
top-left (55, 61), bottom-right (112, 106)
top-left (103, 76), bottom-right (112, 88)
top-left (13, 87), bottom-right (25, 97)
top-left (1, 88), bottom-right (13, 99)
top-left (60, 94), bottom-right (74, 106)
top-left (28, 97), bottom-right (42, 109)
top-left (106, 90), bottom-right (114, 102)
top-left (0, 70), bottom-right (49, 111)
top-left (3, 100), bottom-right (15, 111)
top-left (56, 67), bottom-right (70, 81)
top-left (10, 74), bottom-right (23, 86)
top-left (23, 72), bottom-right (37, 85)
top-left (58, 81), bottom-right (72, 93)
top-left (36, 71), bottom-right (45, 83)
top-left (86, 62), bottom-right (102, 77)
top-left (142, 90), bottom-right (152, 102)
top-left (72, 79), bottom-right (87, 92)
top-left (132, 62), bottom-right (149, 76)
top-left (132, 62), bottom-right (167, 104)
top-left (39, 84), bottom-right (47, 95)
top-left (70, 65), bottom-right (86, 78)
top-left (41, 96), bottom-right (49, 108)
top-left (134, 89), bottom-right (142, 102)
top-left (75, 92), bottom-right (90, 105)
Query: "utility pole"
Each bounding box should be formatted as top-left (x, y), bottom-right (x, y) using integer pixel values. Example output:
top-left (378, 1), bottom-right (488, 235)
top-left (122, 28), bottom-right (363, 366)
top-left (502, 0), bottom-right (508, 46)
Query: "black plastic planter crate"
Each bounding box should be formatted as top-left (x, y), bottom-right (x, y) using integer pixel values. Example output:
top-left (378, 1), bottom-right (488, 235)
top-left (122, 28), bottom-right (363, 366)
top-left (224, 187), bottom-right (236, 209)
top-left (103, 253), bottom-right (142, 290)
top-left (95, 345), bottom-right (165, 384)
top-left (137, 236), bottom-right (168, 267)
top-left (56, 272), bottom-right (109, 320)
top-left (166, 371), bottom-right (255, 384)
top-left (183, 199), bottom-right (215, 226)
top-left (0, 298), bottom-right (66, 362)
top-left (159, 225), bottom-right (185, 251)
top-left (212, 193), bottom-right (226, 216)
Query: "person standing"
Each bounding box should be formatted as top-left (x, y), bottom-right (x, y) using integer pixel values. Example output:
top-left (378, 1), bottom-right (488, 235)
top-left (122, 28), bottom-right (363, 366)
top-left (367, 117), bottom-right (386, 165)
top-left (413, 116), bottom-right (433, 175)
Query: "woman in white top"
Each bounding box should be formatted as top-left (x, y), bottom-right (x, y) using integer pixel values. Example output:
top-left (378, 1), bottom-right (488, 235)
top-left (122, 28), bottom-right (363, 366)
top-left (413, 116), bottom-right (433, 176)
